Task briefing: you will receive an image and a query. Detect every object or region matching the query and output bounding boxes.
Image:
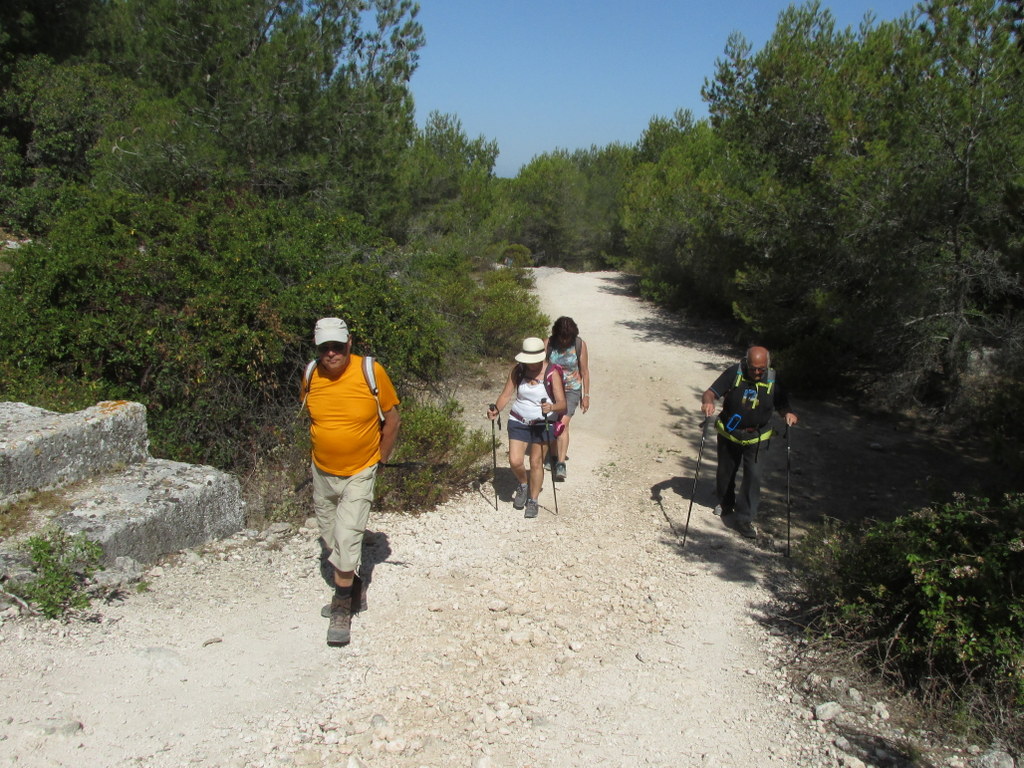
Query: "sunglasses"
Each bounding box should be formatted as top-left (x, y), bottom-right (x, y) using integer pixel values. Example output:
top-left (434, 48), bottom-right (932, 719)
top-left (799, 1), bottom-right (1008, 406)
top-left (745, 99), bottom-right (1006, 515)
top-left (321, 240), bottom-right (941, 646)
top-left (318, 342), bottom-right (348, 356)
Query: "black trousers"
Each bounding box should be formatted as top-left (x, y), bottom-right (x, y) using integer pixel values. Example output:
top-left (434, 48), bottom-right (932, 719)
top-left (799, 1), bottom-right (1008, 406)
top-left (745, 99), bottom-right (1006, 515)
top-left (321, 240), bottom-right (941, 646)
top-left (715, 435), bottom-right (768, 521)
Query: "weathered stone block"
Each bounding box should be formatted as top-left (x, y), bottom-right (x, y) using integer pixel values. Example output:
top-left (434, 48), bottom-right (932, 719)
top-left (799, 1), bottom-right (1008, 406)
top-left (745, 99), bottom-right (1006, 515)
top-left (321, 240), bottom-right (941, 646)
top-left (0, 401), bottom-right (148, 507)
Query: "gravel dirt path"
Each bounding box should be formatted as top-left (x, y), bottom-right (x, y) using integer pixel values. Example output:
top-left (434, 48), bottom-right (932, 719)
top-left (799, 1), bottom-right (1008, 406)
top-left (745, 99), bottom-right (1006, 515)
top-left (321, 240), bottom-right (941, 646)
top-left (0, 269), bottom-right (866, 767)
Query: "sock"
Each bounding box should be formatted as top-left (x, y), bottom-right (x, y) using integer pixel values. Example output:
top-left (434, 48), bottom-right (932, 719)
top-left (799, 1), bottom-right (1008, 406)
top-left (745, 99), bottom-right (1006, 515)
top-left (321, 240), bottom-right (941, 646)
top-left (334, 585), bottom-right (353, 599)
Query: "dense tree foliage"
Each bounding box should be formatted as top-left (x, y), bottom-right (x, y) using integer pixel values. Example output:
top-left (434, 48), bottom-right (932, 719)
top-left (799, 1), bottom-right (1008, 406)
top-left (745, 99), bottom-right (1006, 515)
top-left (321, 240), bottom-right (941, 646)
top-left (502, 143), bottom-right (632, 269)
top-left (393, 110), bottom-right (498, 244)
top-left (622, 1), bottom-right (1023, 445)
top-left (1, 0), bottom-right (1022, 478)
top-left (91, 0), bottom-right (424, 217)
top-left (0, 0), bottom-right (547, 477)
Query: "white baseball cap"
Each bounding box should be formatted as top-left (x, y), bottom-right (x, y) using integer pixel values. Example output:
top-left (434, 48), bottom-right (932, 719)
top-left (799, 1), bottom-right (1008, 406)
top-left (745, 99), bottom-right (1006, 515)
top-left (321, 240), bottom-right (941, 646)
top-left (314, 317), bottom-right (349, 345)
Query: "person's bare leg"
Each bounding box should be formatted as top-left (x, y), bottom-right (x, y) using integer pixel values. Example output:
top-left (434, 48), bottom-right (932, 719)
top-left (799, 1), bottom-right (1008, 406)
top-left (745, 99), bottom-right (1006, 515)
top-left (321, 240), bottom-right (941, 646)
top-left (508, 439), bottom-right (528, 485)
top-left (528, 441), bottom-right (545, 499)
top-left (556, 415), bottom-right (572, 462)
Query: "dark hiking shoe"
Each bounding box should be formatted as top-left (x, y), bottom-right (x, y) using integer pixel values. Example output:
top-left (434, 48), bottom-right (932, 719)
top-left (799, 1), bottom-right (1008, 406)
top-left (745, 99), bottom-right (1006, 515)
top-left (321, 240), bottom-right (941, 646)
top-left (512, 483), bottom-right (529, 510)
top-left (524, 499), bottom-right (539, 518)
top-left (736, 520), bottom-right (757, 539)
top-left (321, 576), bottom-right (367, 617)
top-left (554, 462), bottom-right (567, 481)
top-left (321, 598), bottom-right (367, 617)
top-left (326, 595), bottom-right (353, 646)
top-left (713, 504), bottom-right (734, 517)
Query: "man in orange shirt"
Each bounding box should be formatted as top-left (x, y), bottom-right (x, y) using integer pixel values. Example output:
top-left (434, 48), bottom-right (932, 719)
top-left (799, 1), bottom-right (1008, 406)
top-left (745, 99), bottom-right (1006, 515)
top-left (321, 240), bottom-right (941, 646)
top-left (302, 317), bottom-right (400, 646)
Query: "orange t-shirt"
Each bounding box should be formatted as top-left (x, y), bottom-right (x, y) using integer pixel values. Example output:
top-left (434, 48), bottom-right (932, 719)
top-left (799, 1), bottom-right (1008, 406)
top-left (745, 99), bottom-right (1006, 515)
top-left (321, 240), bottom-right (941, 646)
top-left (305, 355), bottom-right (400, 476)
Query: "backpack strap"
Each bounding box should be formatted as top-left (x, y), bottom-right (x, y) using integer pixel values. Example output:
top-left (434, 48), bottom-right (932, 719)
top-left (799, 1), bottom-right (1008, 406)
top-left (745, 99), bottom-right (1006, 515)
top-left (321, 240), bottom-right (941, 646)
top-left (300, 359), bottom-right (318, 411)
top-left (300, 356), bottom-right (384, 423)
top-left (544, 363), bottom-right (564, 401)
top-left (731, 360), bottom-right (776, 390)
top-left (731, 360), bottom-right (744, 390)
top-left (362, 355), bottom-right (384, 423)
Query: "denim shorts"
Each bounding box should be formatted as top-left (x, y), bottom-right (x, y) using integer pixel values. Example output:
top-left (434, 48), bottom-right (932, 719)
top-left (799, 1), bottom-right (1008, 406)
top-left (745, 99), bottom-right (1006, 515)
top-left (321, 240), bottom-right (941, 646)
top-left (507, 418), bottom-right (553, 445)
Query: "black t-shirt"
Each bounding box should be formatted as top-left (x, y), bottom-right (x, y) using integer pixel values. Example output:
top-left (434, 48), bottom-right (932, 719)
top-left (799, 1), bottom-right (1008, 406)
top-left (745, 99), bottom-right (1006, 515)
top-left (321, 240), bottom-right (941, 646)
top-left (709, 363), bottom-right (790, 432)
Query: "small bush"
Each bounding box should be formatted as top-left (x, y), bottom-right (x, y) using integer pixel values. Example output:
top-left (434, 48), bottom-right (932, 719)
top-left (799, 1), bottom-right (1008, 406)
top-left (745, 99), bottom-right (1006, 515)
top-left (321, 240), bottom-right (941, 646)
top-left (13, 527), bottom-right (104, 619)
top-left (500, 243), bottom-right (533, 267)
top-left (247, 398), bottom-right (491, 527)
top-left (797, 493), bottom-right (1024, 740)
top-left (375, 399), bottom-right (490, 513)
top-left (0, 361), bottom-right (127, 415)
top-left (475, 267), bottom-right (548, 356)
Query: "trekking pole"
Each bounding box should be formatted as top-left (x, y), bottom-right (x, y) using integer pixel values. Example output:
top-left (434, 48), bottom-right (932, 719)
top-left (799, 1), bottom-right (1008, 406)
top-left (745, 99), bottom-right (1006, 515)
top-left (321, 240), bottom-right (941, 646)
top-left (681, 417), bottom-right (710, 549)
top-left (489, 404), bottom-right (501, 510)
top-left (785, 424), bottom-right (792, 558)
top-left (541, 399), bottom-right (559, 515)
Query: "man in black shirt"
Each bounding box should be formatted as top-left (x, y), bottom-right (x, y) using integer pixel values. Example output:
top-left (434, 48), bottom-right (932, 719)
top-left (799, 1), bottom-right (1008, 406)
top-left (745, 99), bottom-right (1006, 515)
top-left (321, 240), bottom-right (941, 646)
top-left (701, 346), bottom-right (799, 538)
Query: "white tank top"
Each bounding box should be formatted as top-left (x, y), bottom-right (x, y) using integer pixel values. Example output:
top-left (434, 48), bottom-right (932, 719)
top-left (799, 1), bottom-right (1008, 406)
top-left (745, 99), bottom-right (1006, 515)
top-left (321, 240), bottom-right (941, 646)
top-left (512, 376), bottom-right (546, 423)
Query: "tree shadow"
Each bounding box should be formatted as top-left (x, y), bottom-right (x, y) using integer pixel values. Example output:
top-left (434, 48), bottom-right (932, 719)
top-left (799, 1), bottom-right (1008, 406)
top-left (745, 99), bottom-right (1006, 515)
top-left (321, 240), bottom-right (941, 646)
top-left (595, 271), bottom-right (641, 297)
top-left (659, 377), bottom-right (1014, 548)
top-left (650, 471), bottom-right (771, 585)
top-left (594, 272), bottom-right (738, 353)
top-left (600, 268), bottom-right (1018, 523)
top-left (355, 528), bottom-right (393, 612)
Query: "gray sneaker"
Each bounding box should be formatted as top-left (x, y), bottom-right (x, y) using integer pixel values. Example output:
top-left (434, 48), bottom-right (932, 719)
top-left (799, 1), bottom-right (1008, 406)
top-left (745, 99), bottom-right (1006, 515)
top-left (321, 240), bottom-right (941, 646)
top-left (524, 499), bottom-right (539, 518)
top-left (554, 462), bottom-right (567, 481)
top-left (512, 483), bottom-right (528, 510)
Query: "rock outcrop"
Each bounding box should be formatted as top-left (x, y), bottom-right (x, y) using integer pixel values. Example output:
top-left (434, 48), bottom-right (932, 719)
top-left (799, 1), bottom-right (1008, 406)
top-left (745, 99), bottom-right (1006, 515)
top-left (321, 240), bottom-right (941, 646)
top-left (0, 400), bottom-right (243, 575)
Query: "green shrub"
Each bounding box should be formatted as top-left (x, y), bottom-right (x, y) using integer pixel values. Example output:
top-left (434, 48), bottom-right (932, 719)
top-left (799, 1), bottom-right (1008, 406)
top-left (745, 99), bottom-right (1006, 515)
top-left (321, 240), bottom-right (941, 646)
top-left (0, 361), bottom-right (126, 415)
top-left (0, 189), bottom-right (448, 469)
top-left (475, 267), bottom-right (548, 356)
top-left (375, 399), bottom-right (490, 513)
top-left (797, 493), bottom-right (1024, 710)
top-left (13, 527), bottom-right (104, 619)
top-left (500, 243), bottom-right (533, 267)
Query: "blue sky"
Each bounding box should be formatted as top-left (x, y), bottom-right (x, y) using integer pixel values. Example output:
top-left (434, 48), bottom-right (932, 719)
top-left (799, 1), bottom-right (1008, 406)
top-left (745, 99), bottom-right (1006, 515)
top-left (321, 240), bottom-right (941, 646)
top-left (409, 0), bottom-right (921, 177)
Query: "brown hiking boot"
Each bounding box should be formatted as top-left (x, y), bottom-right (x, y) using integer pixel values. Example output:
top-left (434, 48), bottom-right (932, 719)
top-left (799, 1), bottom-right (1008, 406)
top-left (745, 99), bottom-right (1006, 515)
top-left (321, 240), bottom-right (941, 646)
top-left (321, 575), bottom-right (367, 618)
top-left (326, 594), bottom-right (353, 646)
